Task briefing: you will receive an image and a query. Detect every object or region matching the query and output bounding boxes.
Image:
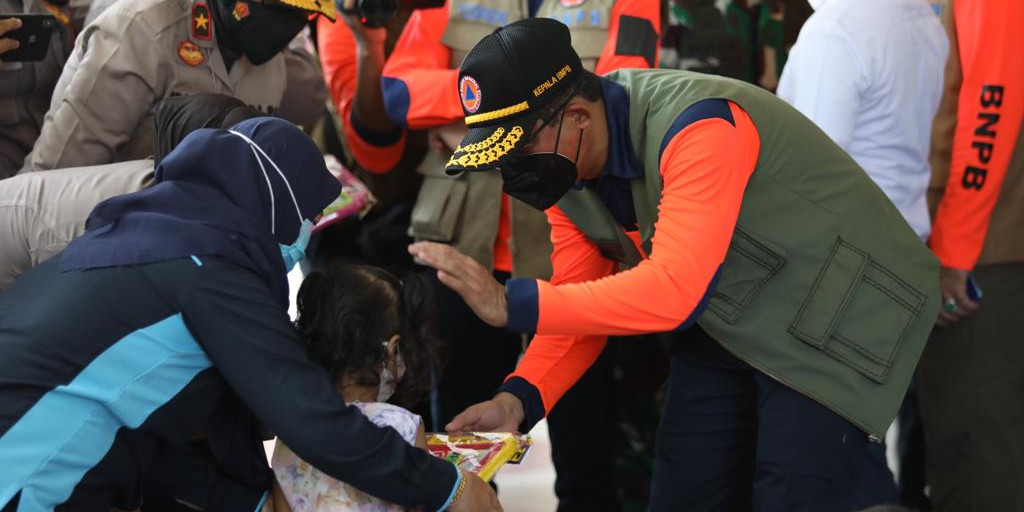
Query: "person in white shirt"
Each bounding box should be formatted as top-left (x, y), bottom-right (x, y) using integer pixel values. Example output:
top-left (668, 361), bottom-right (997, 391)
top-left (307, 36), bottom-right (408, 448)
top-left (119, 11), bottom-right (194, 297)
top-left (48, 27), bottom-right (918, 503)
top-left (778, 2), bottom-right (947, 510)
top-left (777, 0), bottom-right (947, 241)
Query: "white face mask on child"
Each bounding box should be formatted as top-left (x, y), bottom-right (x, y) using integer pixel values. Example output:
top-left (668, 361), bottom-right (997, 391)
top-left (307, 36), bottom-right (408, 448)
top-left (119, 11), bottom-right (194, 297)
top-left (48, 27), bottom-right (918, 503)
top-left (377, 342), bottom-right (406, 403)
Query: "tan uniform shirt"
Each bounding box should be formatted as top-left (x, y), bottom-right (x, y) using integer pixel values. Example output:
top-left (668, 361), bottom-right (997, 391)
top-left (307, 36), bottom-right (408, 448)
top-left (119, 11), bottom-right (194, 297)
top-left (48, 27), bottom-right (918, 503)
top-left (0, 0), bottom-right (69, 178)
top-left (0, 159), bottom-right (154, 290)
top-left (21, 0), bottom-right (287, 172)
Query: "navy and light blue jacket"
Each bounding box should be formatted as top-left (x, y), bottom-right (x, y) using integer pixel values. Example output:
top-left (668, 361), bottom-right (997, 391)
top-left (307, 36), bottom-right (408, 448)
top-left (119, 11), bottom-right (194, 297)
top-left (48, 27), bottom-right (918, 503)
top-left (0, 255), bottom-right (456, 512)
top-left (0, 119), bottom-right (459, 512)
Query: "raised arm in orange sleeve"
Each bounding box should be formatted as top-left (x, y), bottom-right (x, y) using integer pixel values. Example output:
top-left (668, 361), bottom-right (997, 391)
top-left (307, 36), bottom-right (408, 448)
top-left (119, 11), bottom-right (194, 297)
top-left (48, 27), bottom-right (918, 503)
top-left (317, 17), bottom-right (406, 173)
top-left (593, 0), bottom-right (661, 74)
top-left (501, 205), bottom-right (617, 425)
top-left (928, 0), bottom-right (1024, 271)
top-left (380, 5), bottom-right (463, 130)
top-left (499, 100), bottom-right (760, 428)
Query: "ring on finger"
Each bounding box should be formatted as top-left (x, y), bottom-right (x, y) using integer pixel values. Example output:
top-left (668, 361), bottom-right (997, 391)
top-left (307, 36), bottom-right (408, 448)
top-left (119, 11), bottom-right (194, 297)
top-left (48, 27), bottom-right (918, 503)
top-left (944, 297), bottom-right (958, 313)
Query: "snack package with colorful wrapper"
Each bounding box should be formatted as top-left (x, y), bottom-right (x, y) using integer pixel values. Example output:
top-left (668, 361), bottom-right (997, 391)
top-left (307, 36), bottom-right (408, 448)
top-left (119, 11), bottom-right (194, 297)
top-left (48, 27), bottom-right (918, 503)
top-left (426, 433), bottom-right (533, 482)
top-left (313, 155), bottom-right (377, 233)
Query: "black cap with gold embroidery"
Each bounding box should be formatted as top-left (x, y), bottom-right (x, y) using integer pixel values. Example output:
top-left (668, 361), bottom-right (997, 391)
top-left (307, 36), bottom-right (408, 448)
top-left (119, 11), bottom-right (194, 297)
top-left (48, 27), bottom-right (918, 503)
top-left (445, 18), bottom-right (583, 175)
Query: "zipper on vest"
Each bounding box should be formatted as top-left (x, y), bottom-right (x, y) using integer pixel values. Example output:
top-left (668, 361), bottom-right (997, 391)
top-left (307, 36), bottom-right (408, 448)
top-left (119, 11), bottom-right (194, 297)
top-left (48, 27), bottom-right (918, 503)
top-left (711, 340), bottom-right (884, 442)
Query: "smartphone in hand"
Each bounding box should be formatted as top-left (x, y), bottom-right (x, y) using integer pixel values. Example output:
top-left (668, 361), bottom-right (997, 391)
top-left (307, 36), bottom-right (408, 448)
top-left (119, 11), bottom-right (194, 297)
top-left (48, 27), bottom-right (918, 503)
top-left (966, 274), bottom-right (983, 302)
top-left (0, 14), bottom-right (56, 62)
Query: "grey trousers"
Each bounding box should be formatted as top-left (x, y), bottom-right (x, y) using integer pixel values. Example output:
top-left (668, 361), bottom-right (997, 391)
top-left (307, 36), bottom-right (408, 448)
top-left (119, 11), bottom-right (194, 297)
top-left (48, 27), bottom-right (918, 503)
top-left (917, 263), bottom-right (1024, 512)
top-left (0, 160), bottom-right (154, 290)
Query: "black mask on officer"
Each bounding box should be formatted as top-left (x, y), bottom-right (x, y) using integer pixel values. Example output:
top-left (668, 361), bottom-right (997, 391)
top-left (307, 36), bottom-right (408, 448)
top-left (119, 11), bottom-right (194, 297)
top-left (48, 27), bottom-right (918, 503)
top-left (213, 0), bottom-right (308, 66)
top-left (500, 114), bottom-right (583, 211)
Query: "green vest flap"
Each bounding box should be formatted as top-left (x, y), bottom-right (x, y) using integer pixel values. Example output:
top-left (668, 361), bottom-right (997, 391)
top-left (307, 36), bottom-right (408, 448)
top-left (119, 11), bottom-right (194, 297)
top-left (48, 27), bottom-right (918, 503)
top-left (557, 187), bottom-right (644, 267)
top-left (410, 150), bottom-right (468, 243)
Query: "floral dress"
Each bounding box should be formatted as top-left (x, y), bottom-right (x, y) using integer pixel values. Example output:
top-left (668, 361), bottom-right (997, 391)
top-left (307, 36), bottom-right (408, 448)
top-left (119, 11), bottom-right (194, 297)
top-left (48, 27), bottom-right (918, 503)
top-left (272, 402), bottom-right (422, 512)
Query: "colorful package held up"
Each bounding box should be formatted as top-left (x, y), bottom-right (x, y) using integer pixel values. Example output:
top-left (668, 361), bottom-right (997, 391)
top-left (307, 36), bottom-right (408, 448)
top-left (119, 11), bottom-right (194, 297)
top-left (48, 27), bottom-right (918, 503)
top-left (313, 155), bottom-right (377, 233)
top-left (426, 432), bottom-right (532, 482)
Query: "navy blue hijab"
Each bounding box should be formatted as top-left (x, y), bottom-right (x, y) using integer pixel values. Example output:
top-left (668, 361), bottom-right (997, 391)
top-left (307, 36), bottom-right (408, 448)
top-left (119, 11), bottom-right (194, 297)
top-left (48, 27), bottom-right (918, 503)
top-left (61, 117), bottom-right (341, 306)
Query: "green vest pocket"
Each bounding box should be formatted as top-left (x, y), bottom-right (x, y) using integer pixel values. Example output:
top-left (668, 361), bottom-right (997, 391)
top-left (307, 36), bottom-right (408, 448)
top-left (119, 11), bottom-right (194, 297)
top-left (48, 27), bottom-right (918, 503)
top-left (789, 238), bottom-right (926, 384)
top-left (709, 228), bottom-right (787, 324)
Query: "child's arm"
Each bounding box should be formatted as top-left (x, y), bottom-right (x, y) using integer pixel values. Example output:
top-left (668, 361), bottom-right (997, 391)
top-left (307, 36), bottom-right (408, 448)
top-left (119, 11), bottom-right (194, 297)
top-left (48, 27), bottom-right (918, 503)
top-left (270, 479), bottom-right (291, 512)
top-left (415, 420), bottom-right (427, 450)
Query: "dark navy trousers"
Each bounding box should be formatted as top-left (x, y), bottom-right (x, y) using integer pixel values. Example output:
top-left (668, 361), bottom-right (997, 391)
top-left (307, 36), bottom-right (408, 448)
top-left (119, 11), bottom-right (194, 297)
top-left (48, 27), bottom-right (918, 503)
top-left (649, 327), bottom-right (897, 512)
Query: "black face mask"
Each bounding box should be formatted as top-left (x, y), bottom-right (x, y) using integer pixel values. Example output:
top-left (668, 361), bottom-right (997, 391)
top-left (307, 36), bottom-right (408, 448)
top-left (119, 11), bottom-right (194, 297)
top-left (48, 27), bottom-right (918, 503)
top-left (501, 116), bottom-right (583, 211)
top-left (214, 0), bottom-right (308, 65)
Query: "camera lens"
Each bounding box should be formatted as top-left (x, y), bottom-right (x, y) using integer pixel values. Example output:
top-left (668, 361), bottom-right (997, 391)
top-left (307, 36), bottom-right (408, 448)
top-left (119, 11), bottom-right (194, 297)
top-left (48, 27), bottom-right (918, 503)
top-left (357, 0), bottom-right (398, 27)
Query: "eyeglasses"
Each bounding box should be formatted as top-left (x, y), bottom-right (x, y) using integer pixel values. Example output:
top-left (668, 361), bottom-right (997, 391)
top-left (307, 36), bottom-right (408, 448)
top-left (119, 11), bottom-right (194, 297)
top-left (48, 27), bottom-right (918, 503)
top-left (518, 81), bottom-right (585, 151)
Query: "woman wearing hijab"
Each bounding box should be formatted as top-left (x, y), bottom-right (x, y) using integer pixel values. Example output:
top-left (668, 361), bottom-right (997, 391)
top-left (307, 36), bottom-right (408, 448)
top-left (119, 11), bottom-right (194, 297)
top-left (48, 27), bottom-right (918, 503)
top-left (0, 94), bottom-right (264, 290)
top-left (0, 118), bottom-right (499, 512)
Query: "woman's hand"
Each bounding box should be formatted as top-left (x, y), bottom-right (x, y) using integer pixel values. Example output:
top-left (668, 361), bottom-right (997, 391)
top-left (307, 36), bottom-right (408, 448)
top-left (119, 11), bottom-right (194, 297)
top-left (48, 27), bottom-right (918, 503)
top-left (448, 470), bottom-right (502, 512)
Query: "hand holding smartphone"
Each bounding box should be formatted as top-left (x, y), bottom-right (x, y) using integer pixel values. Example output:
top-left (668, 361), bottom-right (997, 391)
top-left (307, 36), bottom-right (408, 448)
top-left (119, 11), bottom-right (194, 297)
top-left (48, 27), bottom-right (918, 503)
top-left (0, 16), bottom-right (21, 56)
top-left (0, 13), bottom-right (55, 63)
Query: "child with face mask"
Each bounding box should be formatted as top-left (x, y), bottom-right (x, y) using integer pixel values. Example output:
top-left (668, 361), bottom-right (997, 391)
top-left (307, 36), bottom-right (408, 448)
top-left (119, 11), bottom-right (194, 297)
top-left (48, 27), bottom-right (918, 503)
top-left (271, 262), bottom-right (440, 512)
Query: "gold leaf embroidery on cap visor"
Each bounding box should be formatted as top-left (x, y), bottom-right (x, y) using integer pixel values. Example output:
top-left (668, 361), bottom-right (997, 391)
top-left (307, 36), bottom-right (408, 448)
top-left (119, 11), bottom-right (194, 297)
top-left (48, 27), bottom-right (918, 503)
top-left (447, 126), bottom-right (524, 170)
top-left (453, 128), bottom-right (505, 155)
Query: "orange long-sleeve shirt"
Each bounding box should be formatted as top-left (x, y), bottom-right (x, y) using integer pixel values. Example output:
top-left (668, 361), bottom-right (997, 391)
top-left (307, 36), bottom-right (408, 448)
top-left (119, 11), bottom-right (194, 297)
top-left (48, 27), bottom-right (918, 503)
top-left (317, 17), bottom-right (407, 173)
top-left (499, 97), bottom-right (761, 426)
top-left (928, 0), bottom-right (1024, 271)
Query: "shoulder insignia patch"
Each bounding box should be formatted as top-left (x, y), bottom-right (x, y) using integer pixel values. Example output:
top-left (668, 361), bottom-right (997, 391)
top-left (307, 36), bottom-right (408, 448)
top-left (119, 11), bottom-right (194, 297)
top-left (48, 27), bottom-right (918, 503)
top-left (192, 2), bottom-right (212, 40)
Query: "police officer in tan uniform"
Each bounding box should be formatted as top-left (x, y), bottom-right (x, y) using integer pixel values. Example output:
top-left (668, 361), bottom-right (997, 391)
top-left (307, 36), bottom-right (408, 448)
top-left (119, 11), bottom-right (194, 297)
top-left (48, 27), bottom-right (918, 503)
top-left (20, 0), bottom-right (336, 172)
top-left (81, 0), bottom-right (330, 131)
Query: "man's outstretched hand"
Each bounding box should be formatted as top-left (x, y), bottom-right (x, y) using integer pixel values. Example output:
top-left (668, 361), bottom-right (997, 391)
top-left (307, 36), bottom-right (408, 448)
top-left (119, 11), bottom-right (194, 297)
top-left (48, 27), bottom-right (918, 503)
top-left (409, 241), bottom-right (509, 328)
top-left (446, 392), bottom-right (526, 434)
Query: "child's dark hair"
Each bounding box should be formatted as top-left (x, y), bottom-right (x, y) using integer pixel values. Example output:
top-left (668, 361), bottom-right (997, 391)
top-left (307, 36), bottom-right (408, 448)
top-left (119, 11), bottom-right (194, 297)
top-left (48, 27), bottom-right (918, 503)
top-left (295, 261), bottom-right (440, 407)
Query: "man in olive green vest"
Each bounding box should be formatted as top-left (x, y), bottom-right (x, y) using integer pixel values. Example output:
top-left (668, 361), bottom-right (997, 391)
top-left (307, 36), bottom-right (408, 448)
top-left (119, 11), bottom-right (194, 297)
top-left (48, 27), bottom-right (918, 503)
top-left (411, 18), bottom-right (940, 512)
top-left (377, 2), bottom-right (659, 510)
